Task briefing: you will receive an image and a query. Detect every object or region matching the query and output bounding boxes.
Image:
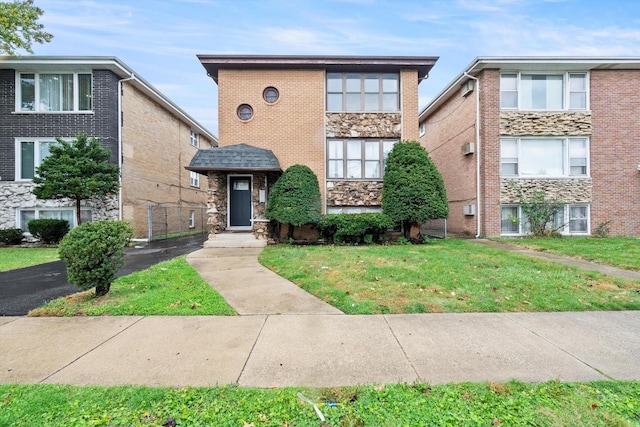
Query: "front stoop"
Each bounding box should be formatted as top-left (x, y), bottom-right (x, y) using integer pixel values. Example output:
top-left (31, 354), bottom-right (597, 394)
top-left (204, 232), bottom-right (267, 248)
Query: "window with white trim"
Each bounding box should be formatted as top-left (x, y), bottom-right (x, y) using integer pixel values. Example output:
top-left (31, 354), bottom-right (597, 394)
top-left (189, 171), bottom-right (200, 187)
top-left (190, 131), bottom-right (199, 148)
top-left (16, 138), bottom-right (62, 180)
top-left (18, 208), bottom-right (92, 230)
top-left (419, 122), bottom-right (426, 137)
top-left (500, 72), bottom-right (588, 110)
top-left (18, 72), bottom-right (92, 112)
top-left (500, 204), bottom-right (589, 235)
top-left (188, 210), bottom-right (195, 228)
top-left (328, 139), bottom-right (396, 179)
top-left (500, 137), bottom-right (589, 177)
top-left (327, 73), bottom-right (399, 112)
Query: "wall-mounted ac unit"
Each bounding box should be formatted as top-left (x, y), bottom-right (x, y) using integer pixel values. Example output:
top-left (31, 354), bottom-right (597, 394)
top-left (463, 204), bottom-right (476, 216)
top-left (460, 79), bottom-right (474, 97)
top-left (461, 142), bottom-right (475, 156)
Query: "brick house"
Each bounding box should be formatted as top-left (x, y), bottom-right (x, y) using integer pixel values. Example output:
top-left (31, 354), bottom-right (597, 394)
top-left (0, 56), bottom-right (216, 239)
top-left (187, 55), bottom-right (437, 240)
top-left (419, 57), bottom-right (640, 237)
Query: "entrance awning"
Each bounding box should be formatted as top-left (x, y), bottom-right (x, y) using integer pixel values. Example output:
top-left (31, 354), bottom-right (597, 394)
top-left (186, 143), bottom-right (282, 174)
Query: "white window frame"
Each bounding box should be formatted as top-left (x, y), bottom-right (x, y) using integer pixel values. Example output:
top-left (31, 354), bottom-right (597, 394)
top-left (16, 72), bottom-right (93, 112)
top-left (189, 171), bottom-right (200, 187)
top-left (499, 71), bottom-right (589, 111)
top-left (327, 139), bottom-right (397, 180)
top-left (419, 122), bottom-right (426, 137)
top-left (188, 210), bottom-right (195, 228)
top-left (17, 207), bottom-right (92, 230)
top-left (14, 138), bottom-right (72, 181)
top-left (326, 73), bottom-right (399, 112)
top-left (500, 204), bottom-right (590, 236)
top-left (190, 131), bottom-right (199, 148)
top-left (500, 137), bottom-right (589, 178)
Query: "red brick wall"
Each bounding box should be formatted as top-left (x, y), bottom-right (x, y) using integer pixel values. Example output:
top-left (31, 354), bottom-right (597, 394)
top-left (590, 69), bottom-right (640, 236)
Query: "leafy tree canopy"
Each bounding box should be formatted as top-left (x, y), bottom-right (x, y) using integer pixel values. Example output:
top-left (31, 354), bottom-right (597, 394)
top-left (382, 140), bottom-right (448, 239)
top-left (265, 164), bottom-right (322, 239)
top-left (32, 133), bottom-right (120, 226)
top-left (0, 0), bottom-right (53, 55)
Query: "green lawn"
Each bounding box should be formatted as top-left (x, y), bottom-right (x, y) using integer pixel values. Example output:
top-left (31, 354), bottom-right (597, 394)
top-left (495, 236), bottom-right (640, 271)
top-left (28, 256), bottom-right (236, 316)
top-left (1, 381), bottom-right (638, 426)
top-left (0, 247), bottom-right (59, 272)
top-left (258, 239), bottom-right (640, 314)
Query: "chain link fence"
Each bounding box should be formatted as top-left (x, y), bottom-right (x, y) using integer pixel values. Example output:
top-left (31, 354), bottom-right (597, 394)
top-left (147, 204), bottom-right (208, 241)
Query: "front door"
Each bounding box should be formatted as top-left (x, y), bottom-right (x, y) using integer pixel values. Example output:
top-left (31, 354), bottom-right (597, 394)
top-left (229, 176), bottom-right (252, 227)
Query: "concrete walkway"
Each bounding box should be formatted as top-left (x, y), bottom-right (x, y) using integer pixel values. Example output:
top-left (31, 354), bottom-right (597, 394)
top-left (1, 233), bottom-right (639, 388)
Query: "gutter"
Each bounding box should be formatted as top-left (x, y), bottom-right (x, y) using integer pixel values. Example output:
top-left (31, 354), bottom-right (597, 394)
top-left (463, 72), bottom-right (482, 238)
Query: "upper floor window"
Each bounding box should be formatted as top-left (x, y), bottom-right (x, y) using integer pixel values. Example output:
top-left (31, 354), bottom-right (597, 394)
top-left (327, 73), bottom-right (399, 112)
top-left (190, 131), bottom-right (199, 148)
top-left (328, 139), bottom-right (396, 179)
top-left (18, 72), bottom-right (92, 112)
top-left (500, 72), bottom-right (588, 110)
top-left (500, 137), bottom-right (588, 177)
top-left (419, 122), bottom-right (426, 137)
top-left (16, 138), bottom-right (60, 180)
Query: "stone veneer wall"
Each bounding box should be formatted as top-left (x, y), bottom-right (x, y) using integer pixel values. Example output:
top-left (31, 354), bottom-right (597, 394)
top-left (326, 113), bottom-right (402, 138)
top-left (326, 181), bottom-right (383, 207)
top-left (500, 178), bottom-right (592, 204)
top-left (0, 182), bottom-right (118, 229)
top-left (500, 111), bottom-right (592, 136)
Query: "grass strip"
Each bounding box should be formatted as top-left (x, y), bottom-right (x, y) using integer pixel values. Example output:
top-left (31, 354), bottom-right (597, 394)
top-left (0, 247), bottom-right (59, 272)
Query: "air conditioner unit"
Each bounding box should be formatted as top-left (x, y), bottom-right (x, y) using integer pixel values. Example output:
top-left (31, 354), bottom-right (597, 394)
top-left (461, 142), bottom-right (475, 156)
top-left (463, 204), bottom-right (476, 216)
top-left (460, 79), bottom-right (474, 97)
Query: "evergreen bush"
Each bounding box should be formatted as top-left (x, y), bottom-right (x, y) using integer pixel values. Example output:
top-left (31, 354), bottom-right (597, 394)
top-left (58, 220), bottom-right (134, 296)
top-left (319, 213), bottom-right (393, 244)
top-left (0, 228), bottom-right (24, 245)
top-left (27, 219), bottom-right (69, 244)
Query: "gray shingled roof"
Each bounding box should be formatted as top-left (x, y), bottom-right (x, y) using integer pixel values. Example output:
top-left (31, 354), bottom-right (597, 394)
top-left (187, 143), bottom-right (281, 173)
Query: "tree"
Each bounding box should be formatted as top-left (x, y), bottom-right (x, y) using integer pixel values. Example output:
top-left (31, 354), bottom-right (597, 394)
top-left (0, 0), bottom-right (53, 55)
top-left (32, 133), bottom-right (120, 227)
top-left (59, 220), bottom-right (133, 297)
top-left (265, 164), bottom-right (322, 240)
top-left (382, 140), bottom-right (448, 241)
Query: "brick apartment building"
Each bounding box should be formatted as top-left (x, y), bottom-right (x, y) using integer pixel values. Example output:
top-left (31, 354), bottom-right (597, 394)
top-left (419, 57), bottom-right (640, 237)
top-left (0, 56), bottom-right (216, 239)
top-left (187, 55), bottom-right (437, 239)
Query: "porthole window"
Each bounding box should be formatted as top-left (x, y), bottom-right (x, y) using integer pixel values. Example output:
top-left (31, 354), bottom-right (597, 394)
top-left (237, 104), bottom-right (253, 120)
top-left (263, 87), bottom-right (279, 103)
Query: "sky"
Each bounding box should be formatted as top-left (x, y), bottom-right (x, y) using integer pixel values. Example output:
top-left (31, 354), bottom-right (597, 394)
top-left (25, 0), bottom-right (640, 135)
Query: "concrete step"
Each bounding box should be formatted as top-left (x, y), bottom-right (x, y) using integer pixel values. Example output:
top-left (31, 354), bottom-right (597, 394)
top-left (204, 232), bottom-right (267, 248)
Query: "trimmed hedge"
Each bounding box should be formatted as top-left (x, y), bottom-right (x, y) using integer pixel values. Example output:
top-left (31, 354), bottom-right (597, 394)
top-left (0, 228), bottom-right (24, 245)
top-left (319, 213), bottom-right (394, 244)
top-left (27, 219), bottom-right (70, 244)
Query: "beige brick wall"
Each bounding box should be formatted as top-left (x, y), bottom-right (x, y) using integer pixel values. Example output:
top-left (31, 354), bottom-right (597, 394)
top-left (120, 83), bottom-right (214, 238)
top-left (401, 69), bottom-right (419, 141)
top-left (590, 69), bottom-right (640, 236)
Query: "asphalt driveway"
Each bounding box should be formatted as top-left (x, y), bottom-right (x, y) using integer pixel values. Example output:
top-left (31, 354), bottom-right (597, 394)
top-left (0, 234), bottom-right (207, 316)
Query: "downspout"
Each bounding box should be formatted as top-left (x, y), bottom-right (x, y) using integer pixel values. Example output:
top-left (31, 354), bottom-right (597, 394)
top-left (117, 73), bottom-right (135, 222)
top-left (463, 72), bottom-right (481, 238)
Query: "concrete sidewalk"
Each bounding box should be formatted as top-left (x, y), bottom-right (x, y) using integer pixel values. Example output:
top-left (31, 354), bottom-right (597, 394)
top-left (1, 311), bottom-right (639, 388)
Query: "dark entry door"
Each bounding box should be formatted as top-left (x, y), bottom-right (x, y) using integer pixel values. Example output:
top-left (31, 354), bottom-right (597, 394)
top-left (229, 176), bottom-right (251, 226)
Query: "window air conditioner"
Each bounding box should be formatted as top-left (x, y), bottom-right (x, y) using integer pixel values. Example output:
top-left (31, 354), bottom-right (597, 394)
top-left (461, 142), bottom-right (475, 156)
top-left (463, 204), bottom-right (476, 216)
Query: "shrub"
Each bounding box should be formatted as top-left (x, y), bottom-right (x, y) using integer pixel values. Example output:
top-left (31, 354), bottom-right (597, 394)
top-left (319, 213), bottom-right (394, 244)
top-left (58, 220), bottom-right (134, 297)
top-left (507, 182), bottom-right (564, 237)
top-left (27, 219), bottom-right (70, 244)
top-left (0, 228), bottom-right (24, 245)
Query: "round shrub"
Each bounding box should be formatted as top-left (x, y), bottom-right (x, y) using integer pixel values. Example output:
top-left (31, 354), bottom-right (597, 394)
top-left (27, 219), bottom-right (70, 244)
top-left (58, 220), bottom-right (134, 296)
top-left (0, 228), bottom-right (24, 245)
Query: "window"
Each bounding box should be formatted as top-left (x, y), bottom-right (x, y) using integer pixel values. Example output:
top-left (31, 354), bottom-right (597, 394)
top-left (18, 72), bottom-right (92, 112)
top-left (189, 210), bottom-right (195, 228)
top-left (328, 139), bottom-right (396, 179)
top-left (419, 122), bottom-right (426, 137)
top-left (500, 204), bottom-right (589, 235)
top-left (500, 72), bottom-right (588, 110)
top-left (326, 73), bottom-right (399, 112)
top-left (18, 208), bottom-right (91, 230)
top-left (16, 139), bottom-right (61, 180)
top-left (190, 171), bottom-right (200, 187)
top-left (237, 104), bottom-right (253, 120)
top-left (327, 206), bottom-right (382, 214)
top-left (190, 131), bottom-right (199, 148)
top-left (500, 137), bottom-right (588, 177)
top-left (263, 87), bottom-right (279, 103)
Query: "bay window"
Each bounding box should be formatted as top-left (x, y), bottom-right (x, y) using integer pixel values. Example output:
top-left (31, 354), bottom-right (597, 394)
top-left (500, 72), bottom-right (588, 110)
top-left (18, 72), bottom-right (92, 112)
top-left (500, 137), bottom-right (589, 177)
top-left (328, 139), bottom-right (396, 179)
